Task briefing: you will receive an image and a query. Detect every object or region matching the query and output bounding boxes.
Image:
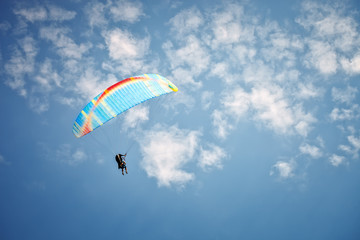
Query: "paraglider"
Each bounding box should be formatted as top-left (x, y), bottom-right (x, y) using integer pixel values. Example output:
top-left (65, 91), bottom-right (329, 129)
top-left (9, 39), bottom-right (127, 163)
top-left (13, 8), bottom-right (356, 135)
top-left (72, 74), bottom-right (178, 172)
top-left (115, 153), bottom-right (128, 175)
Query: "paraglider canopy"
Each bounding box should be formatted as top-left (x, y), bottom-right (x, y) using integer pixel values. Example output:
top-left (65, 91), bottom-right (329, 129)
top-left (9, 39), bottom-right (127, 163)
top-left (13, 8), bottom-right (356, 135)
top-left (72, 74), bottom-right (178, 138)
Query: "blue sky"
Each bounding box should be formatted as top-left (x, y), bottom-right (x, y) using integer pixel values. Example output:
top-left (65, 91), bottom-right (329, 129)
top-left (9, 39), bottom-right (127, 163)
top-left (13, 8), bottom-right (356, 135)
top-left (1, 0), bottom-right (360, 239)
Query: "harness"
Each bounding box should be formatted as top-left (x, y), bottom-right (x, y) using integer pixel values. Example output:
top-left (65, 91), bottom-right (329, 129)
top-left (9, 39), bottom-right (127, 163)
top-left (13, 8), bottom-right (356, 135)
top-left (115, 154), bottom-right (126, 169)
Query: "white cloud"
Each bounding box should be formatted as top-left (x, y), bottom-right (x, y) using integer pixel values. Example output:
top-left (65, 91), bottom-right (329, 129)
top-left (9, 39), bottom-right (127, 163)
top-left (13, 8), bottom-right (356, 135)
top-left (260, 32), bottom-right (301, 66)
top-left (169, 7), bottom-right (203, 36)
top-left (0, 21), bottom-right (11, 32)
top-left (212, 85), bottom-right (316, 139)
top-left (297, 1), bottom-right (360, 74)
top-left (75, 69), bottom-right (117, 101)
top-left (47, 5), bottom-right (76, 21)
top-left (166, 90), bottom-right (196, 111)
top-left (297, 1), bottom-right (359, 52)
top-left (56, 144), bottom-right (87, 166)
top-left (14, 5), bottom-right (76, 22)
top-left (102, 28), bottom-right (155, 76)
top-left (110, 0), bottom-right (144, 23)
top-left (212, 17), bottom-right (242, 47)
top-left (138, 124), bottom-right (200, 188)
top-left (305, 40), bottom-right (337, 75)
top-left (210, 3), bottom-right (255, 48)
top-left (330, 105), bottom-right (360, 121)
top-left (251, 87), bottom-right (295, 134)
top-left (198, 144), bottom-right (226, 171)
top-left (4, 36), bottom-right (38, 97)
top-left (296, 82), bottom-right (323, 100)
top-left (209, 62), bottom-right (241, 84)
top-left (270, 160), bottom-right (296, 179)
top-left (331, 86), bottom-right (358, 104)
top-left (293, 107), bottom-right (317, 137)
top-left (339, 144), bottom-right (352, 154)
top-left (210, 62), bottom-right (229, 78)
top-left (242, 61), bottom-right (274, 84)
top-left (122, 105), bottom-right (149, 129)
top-left (299, 143), bottom-right (322, 159)
top-left (34, 59), bottom-right (62, 92)
top-left (337, 133), bottom-right (360, 159)
top-left (348, 135), bottom-right (360, 150)
top-left (103, 28), bottom-right (150, 61)
top-left (221, 87), bottom-right (250, 120)
top-left (40, 27), bottom-right (92, 59)
top-left (340, 53), bottom-right (360, 75)
top-left (212, 109), bottom-right (233, 140)
top-left (163, 35), bottom-right (210, 77)
top-left (72, 149), bottom-right (87, 165)
top-left (56, 95), bottom-right (78, 107)
top-left (329, 154), bottom-right (346, 167)
top-left (85, 1), bottom-right (108, 28)
top-left (14, 6), bottom-right (47, 22)
top-left (233, 45), bottom-right (257, 65)
top-left (85, 0), bottom-right (143, 28)
top-left (201, 91), bottom-right (214, 110)
top-left (348, 135), bottom-right (360, 158)
top-left (171, 68), bottom-right (202, 89)
top-left (29, 96), bottom-right (49, 113)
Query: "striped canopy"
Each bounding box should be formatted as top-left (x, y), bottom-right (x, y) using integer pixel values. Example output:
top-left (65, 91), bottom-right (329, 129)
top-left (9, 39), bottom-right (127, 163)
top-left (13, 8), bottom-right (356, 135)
top-left (72, 74), bottom-right (178, 138)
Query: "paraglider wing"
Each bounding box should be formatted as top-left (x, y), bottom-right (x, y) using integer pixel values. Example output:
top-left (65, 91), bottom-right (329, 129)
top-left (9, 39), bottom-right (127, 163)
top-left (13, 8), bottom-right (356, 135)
top-left (72, 74), bottom-right (178, 138)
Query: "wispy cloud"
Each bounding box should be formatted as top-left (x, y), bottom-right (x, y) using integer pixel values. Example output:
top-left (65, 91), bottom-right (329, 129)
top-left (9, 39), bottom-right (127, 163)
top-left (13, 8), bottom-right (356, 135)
top-left (305, 40), bottom-right (338, 75)
top-left (122, 105), bottom-right (149, 129)
top-left (296, 0), bottom-right (360, 75)
top-left (299, 143), bottom-right (323, 159)
top-left (14, 5), bottom-right (76, 22)
top-left (212, 109), bottom-right (233, 140)
top-left (85, 1), bottom-right (108, 28)
top-left (331, 86), bottom-right (358, 104)
top-left (210, 3), bottom-right (255, 48)
top-left (85, 0), bottom-right (144, 28)
top-left (163, 35), bottom-right (210, 79)
top-left (34, 59), bottom-right (62, 92)
top-left (168, 7), bottom-right (204, 37)
top-left (4, 36), bottom-right (38, 97)
top-left (47, 5), bottom-right (76, 21)
top-left (138, 125), bottom-right (200, 188)
top-left (40, 26), bottom-right (92, 59)
top-left (104, 28), bottom-right (149, 61)
top-left (329, 154), bottom-right (346, 167)
top-left (29, 96), bottom-right (49, 113)
top-left (56, 144), bottom-right (87, 166)
top-left (213, 85), bottom-right (316, 138)
top-left (0, 154), bottom-right (11, 166)
top-left (340, 53), bottom-right (360, 75)
top-left (270, 160), bottom-right (296, 179)
top-left (296, 82), bottom-right (324, 100)
top-left (14, 6), bottom-right (47, 22)
top-left (201, 91), bottom-right (214, 110)
top-left (330, 105), bottom-right (360, 121)
top-left (0, 21), bottom-right (11, 32)
top-left (110, 0), bottom-right (144, 23)
top-left (348, 135), bottom-right (360, 159)
top-left (74, 68), bottom-right (117, 101)
top-left (102, 28), bottom-right (151, 75)
top-left (335, 127), bottom-right (360, 161)
top-left (198, 144), bottom-right (227, 172)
